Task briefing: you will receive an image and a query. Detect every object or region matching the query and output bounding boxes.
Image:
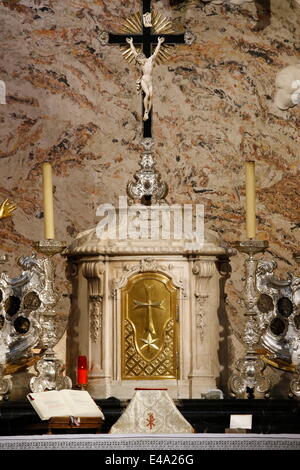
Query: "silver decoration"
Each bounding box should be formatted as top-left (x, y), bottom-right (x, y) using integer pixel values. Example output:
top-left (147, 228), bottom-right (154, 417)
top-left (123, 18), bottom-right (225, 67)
top-left (228, 240), bottom-right (271, 398)
top-left (255, 259), bottom-right (300, 393)
top-left (255, 260), bottom-right (300, 363)
top-left (28, 240), bottom-right (72, 392)
top-left (0, 253), bottom-right (45, 399)
top-left (127, 140), bottom-right (168, 204)
top-left (141, 138), bottom-right (155, 152)
top-left (184, 31), bottom-right (196, 45)
top-left (272, 253), bottom-right (300, 398)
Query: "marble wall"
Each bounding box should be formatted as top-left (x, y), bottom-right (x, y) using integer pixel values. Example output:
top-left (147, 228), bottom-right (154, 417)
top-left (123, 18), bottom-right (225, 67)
top-left (0, 0), bottom-right (299, 397)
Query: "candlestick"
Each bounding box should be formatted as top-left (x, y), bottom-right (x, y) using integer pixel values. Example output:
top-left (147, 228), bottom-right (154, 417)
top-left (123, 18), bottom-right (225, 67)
top-left (229, 239), bottom-right (271, 399)
top-left (245, 160), bottom-right (256, 239)
top-left (29, 240), bottom-right (72, 393)
top-left (42, 162), bottom-right (55, 240)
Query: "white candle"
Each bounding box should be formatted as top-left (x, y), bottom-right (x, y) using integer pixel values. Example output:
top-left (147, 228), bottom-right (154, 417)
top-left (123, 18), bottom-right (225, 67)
top-left (245, 160), bottom-right (256, 239)
top-left (42, 162), bottom-right (55, 239)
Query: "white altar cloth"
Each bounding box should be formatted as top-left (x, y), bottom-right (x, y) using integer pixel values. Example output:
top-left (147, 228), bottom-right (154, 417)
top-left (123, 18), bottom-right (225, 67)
top-left (0, 434), bottom-right (300, 450)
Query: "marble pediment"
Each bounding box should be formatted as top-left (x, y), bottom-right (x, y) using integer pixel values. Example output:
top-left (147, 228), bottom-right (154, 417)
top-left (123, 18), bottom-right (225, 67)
top-left (65, 225), bottom-right (232, 257)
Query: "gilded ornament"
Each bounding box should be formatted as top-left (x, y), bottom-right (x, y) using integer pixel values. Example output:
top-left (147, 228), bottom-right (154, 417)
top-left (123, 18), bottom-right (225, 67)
top-left (121, 272), bottom-right (178, 379)
top-left (0, 199), bottom-right (16, 220)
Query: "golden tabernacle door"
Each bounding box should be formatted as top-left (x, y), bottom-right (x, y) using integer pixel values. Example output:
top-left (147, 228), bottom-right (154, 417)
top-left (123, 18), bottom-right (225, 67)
top-left (121, 272), bottom-right (179, 380)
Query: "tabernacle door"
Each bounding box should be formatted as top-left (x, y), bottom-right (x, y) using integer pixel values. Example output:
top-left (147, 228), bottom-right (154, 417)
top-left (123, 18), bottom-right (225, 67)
top-left (121, 272), bottom-right (179, 380)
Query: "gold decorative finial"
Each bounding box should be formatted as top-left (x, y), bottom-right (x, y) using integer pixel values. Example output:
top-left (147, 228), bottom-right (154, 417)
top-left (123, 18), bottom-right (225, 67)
top-left (0, 199), bottom-right (17, 220)
top-left (120, 11), bottom-right (176, 65)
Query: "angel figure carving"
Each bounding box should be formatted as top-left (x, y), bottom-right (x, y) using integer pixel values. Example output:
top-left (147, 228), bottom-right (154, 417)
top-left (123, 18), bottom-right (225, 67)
top-left (274, 64), bottom-right (300, 110)
top-left (126, 36), bottom-right (165, 121)
top-left (0, 199), bottom-right (16, 220)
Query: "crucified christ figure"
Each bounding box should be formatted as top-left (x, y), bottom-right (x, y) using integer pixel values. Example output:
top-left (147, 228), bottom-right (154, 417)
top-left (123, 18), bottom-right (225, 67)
top-left (126, 36), bottom-right (165, 121)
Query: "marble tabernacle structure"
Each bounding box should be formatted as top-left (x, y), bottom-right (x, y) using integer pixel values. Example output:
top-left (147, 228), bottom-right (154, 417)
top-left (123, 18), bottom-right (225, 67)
top-left (65, 205), bottom-right (232, 399)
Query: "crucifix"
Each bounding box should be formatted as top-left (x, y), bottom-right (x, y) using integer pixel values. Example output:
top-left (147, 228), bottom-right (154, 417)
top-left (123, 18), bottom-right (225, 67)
top-left (105, 0), bottom-right (193, 139)
top-left (133, 284), bottom-right (165, 337)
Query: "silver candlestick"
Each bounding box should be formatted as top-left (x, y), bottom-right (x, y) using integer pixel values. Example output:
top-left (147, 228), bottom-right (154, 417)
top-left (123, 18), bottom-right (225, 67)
top-left (29, 240), bottom-right (72, 392)
top-left (229, 239), bottom-right (271, 398)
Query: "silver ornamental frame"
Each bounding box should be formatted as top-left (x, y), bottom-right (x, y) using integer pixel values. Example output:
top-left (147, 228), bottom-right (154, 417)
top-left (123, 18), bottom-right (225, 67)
top-left (0, 240), bottom-right (71, 399)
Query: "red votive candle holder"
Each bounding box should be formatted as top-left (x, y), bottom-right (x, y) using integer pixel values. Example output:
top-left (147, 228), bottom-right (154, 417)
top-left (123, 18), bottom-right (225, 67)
top-left (77, 355), bottom-right (88, 386)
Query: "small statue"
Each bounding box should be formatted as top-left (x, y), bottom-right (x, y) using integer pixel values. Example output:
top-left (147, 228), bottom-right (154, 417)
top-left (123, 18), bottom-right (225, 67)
top-left (126, 36), bottom-right (165, 121)
top-left (143, 12), bottom-right (152, 27)
top-left (274, 63), bottom-right (300, 110)
top-left (0, 199), bottom-right (16, 220)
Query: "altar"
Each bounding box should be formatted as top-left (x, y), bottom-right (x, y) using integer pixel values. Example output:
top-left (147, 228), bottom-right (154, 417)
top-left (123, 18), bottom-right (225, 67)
top-left (0, 0), bottom-right (299, 413)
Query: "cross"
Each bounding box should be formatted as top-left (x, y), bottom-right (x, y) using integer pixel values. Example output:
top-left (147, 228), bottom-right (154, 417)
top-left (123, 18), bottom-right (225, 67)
top-left (133, 284), bottom-right (165, 336)
top-left (146, 412), bottom-right (156, 430)
top-left (107, 0), bottom-right (187, 139)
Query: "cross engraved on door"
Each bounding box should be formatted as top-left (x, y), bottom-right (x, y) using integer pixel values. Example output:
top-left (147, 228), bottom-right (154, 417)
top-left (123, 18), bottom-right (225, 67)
top-left (133, 284), bottom-right (165, 337)
top-left (121, 272), bottom-right (179, 379)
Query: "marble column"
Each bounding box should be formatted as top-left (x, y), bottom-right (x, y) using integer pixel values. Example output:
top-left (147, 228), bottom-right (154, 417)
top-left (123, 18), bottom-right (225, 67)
top-left (189, 258), bottom-right (220, 395)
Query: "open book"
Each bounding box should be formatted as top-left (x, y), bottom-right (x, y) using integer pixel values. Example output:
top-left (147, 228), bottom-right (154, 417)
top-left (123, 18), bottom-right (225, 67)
top-left (27, 389), bottom-right (105, 421)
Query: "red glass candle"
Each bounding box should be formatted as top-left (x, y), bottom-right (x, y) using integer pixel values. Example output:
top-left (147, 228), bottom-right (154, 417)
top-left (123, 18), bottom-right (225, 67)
top-left (77, 355), bottom-right (88, 385)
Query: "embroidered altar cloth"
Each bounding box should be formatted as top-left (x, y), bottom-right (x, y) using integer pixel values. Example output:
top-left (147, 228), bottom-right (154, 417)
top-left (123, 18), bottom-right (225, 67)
top-left (109, 389), bottom-right (194, 434)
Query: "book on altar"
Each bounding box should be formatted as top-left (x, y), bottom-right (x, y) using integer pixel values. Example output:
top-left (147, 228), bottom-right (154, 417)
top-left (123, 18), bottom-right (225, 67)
top-left (27, 389), bottom-right (105, 421)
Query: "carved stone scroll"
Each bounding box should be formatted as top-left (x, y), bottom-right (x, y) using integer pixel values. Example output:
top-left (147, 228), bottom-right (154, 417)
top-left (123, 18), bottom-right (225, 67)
top-left (82, 261), bottom-right (105, 381)
top-left (82, 261), bottom-right (105, 343)
top-left (192, 260), bottom-right (215, 343)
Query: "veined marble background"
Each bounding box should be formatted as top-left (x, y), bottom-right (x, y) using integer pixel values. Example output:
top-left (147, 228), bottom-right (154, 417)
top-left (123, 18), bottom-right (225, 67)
top-left (0, 0), bottom-right (299, 396)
